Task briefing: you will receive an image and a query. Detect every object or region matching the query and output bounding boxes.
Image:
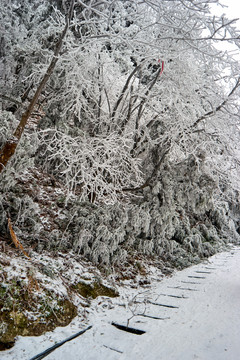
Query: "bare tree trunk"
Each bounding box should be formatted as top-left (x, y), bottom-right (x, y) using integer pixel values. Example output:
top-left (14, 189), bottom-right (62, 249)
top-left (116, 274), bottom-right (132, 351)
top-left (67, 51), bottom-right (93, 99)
top-left (0, 0), bottom-right (75, 174)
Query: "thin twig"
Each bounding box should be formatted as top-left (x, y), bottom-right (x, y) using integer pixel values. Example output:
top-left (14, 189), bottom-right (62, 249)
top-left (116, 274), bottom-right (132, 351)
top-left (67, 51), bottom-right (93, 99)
top-left (192, 76), bottom-right (240, 128)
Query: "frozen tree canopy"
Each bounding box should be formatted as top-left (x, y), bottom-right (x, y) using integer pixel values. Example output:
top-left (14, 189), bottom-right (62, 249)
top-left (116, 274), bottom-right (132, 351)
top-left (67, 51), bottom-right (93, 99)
top-left (0, 0), bottom-right (239, 266)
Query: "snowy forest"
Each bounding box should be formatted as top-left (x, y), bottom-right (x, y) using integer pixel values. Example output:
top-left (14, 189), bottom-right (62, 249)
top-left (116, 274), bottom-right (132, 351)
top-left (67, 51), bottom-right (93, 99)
top-left (0, 0), bottom-right (240, 349)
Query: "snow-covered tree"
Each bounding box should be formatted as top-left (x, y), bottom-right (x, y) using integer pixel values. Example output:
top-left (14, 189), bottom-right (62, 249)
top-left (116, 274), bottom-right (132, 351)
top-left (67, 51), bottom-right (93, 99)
top-left (0, 0), bottom-right (239, 265)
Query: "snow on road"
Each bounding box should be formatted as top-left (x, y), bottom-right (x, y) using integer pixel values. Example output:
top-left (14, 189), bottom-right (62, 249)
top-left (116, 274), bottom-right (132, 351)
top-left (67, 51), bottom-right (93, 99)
top-left (2, 246), bottom-right (240, 360)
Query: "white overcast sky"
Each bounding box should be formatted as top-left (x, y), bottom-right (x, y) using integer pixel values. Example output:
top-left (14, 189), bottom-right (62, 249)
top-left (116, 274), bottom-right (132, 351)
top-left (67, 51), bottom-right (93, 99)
top-left (211, 0), bottom-right (240, 29)
top-left (210, 0), bottom-right (240, 59)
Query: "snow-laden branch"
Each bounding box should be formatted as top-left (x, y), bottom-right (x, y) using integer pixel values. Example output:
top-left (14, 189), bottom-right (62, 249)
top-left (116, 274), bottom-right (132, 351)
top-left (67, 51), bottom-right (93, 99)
top-left (0, 0), bottom-right (75, 174)
top-left (192, 76), bottom-right (240, 128)
top-left (38, 130), bottom-right (143, 204)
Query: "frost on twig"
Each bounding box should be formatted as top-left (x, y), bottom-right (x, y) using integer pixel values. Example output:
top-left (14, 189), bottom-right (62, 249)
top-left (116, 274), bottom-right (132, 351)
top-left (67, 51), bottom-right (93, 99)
top-left (0, 0), bottom-right (75, 174)
top-left (38, 130), bottom-right (143, 204)
top-left (127, 290), bottom-right (152, 326)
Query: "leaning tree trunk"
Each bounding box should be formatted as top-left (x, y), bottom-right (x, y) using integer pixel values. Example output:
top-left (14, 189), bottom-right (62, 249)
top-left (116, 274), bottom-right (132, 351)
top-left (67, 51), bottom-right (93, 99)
top-left (0, 0), bottom-right (75, 174)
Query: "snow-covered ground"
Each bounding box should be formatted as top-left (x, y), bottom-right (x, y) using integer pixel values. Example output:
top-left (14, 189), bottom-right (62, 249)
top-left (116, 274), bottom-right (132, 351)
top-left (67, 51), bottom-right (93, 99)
top-left (2, 246), bottom-right (240, 360)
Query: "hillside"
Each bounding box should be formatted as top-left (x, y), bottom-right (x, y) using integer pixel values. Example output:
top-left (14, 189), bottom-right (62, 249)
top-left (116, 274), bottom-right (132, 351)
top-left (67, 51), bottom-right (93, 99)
top-left (0, 0), bottom-right (240, 352)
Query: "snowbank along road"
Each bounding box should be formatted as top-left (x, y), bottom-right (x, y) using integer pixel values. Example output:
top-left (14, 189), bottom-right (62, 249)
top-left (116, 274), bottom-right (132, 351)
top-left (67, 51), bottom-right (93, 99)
top-left (2, 246), bottom-right (240, 360)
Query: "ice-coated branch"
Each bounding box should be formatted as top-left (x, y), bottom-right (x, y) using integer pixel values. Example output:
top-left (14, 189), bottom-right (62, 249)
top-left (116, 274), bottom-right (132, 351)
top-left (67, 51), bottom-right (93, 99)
top-left (111, 63), bottom-right (143, 121)
top-left (192, 76), bottom-right (240, 128)
top-left (39, 130), bottom-right (143, 204)
top-left (123, 140), bottom-right (171, 192)
top-left (0, 0), bottom-right (75, 174)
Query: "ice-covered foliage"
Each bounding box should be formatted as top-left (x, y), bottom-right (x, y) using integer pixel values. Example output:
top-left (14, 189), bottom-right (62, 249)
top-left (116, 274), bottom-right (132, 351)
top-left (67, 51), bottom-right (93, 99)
top-left (37, 129), bottom-right (143, 203)
top-left (0, 0), bottom-right (239, 268)
top-left (0, 110), bottom-right (38, 190)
